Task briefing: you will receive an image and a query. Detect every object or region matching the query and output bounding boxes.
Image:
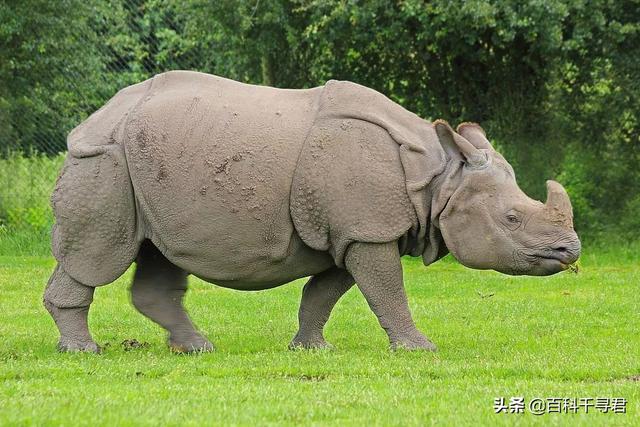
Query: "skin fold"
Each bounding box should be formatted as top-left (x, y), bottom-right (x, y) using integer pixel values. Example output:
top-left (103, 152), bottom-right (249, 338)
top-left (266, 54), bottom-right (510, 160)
top-left (44, 71), bottom-right (580, 353)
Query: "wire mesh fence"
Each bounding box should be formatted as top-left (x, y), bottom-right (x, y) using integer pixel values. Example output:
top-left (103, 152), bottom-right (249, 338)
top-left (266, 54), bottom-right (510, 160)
top-left (2, 0), bottom-right (639, 241)
top-left (1, 0), bottom-right (209, 231)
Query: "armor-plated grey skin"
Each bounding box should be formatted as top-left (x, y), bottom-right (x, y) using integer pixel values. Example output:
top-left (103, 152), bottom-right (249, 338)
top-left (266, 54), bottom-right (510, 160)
top-left (44, 71), bottom-right (580, 353)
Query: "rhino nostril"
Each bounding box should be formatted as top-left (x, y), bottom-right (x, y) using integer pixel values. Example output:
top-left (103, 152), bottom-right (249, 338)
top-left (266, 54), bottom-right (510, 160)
top-left (549, 244), bottom-right (580, 263)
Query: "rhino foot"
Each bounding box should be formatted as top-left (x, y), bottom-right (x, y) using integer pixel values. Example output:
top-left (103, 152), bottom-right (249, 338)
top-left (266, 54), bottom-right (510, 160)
top-left (288, 334), bottom-right (334, 351)
top-left (390, 333), bottom-right (437, 352)
top-left (57, 338), bottom-right (101, 354)
top-left (169, 333), bottom-right (214, 354)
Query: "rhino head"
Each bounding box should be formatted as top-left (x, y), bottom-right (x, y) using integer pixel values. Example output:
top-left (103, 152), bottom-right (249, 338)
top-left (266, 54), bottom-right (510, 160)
top-left (433, 120), bottom-right (580, 276)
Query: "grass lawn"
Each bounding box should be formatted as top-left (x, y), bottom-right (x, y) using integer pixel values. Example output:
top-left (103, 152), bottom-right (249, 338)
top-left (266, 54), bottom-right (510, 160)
top-left (0, 244), bottom-right (638, 426)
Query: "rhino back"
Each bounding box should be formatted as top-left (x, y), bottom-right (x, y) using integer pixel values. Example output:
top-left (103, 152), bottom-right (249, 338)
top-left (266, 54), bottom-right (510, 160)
top-left (123, 71), bottom-right (330, 284)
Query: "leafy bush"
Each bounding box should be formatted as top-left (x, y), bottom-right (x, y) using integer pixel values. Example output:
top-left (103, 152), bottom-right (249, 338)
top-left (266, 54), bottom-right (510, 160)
top-left (0, 0), bottom-right (638, 243)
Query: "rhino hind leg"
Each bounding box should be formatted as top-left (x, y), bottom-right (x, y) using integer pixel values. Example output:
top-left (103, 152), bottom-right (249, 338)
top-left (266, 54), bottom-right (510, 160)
top-left (289, 267), bottom-right (355, 350)
top-left (131, 241), bottom-right (213, 353)
top-left (44, 264), bottom-right (100, 353)
top-left (52, 144), bottom-right (140, 287)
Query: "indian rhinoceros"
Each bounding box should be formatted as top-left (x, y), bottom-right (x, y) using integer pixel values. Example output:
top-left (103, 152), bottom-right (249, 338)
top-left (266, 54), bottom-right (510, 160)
top-left (45, 70), bottom-right (581, 353)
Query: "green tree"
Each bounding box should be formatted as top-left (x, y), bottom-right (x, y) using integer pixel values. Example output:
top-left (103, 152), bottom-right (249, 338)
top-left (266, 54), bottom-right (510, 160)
top-left (0, 0), bottom-right (105, 153)
top-left (1, 0), bottom-right (638, 238)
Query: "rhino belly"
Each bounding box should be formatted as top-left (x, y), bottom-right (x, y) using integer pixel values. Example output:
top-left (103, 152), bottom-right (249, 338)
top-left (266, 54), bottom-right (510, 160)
top-left (193, 232), bottom-right (334, 290)
top-left (123, 71), bottom-right (328, 284)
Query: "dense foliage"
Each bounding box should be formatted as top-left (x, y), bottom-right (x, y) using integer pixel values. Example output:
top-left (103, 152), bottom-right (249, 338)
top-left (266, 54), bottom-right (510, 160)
top-left (1, 0), bottom-right (638, 239)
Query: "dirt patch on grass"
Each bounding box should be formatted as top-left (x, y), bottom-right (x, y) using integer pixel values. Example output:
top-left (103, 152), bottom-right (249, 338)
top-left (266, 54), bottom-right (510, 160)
top-left (278, 373), bottom-right (328, 382)
top-left (121, 339), bottom-right (150, 351)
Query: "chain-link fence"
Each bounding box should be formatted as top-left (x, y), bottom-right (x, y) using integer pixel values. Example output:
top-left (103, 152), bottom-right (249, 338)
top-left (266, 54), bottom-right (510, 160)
top-left (2, 0), bottom-right (640, 242)
top-left (1, 0), bottom-right (210, 232)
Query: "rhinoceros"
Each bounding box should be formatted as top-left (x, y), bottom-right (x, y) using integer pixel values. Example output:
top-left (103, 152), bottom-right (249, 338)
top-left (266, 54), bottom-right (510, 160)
top-left (45, 71), bottom-right (581, 353)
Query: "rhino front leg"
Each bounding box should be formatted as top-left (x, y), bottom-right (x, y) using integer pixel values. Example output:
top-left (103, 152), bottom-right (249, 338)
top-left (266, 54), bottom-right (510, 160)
top-left (44, 264), bottom-right (100, 353)
top-left (345, 241), bottom-right (437, 351)
top-left (131, 241), bottom-right (213, 353)
top-left (290, 267), bottom-right (355, 350)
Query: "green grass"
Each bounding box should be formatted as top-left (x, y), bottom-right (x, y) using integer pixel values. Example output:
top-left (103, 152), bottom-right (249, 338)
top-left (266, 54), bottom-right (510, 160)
top-left (1, 153), bottom-right (639, 425)
top-left (1, 243), bottom-right (639, 426)
top-left (0, 152), bottom-right (64, 256)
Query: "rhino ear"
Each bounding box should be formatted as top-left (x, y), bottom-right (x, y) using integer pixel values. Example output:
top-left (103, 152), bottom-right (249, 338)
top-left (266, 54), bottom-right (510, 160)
top-left (457, 122), bottom-right (493, 150)
top-left (434, 119), bottom-right (487, 168)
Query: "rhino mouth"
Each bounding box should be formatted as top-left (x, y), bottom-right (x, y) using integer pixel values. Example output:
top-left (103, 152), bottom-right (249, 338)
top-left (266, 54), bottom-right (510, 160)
top-left (534, 247), bottom-right (579, 265)
top-left (510, 248), bottom-right (579, 276)
top-left (536, 255), bottom-right (571, 270)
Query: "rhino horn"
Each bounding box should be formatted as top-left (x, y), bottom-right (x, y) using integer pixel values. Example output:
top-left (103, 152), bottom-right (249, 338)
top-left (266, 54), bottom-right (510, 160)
top-left (456, 122), bottom-right (493, 150)
top-left (545, 180), bottom-right (573, 226)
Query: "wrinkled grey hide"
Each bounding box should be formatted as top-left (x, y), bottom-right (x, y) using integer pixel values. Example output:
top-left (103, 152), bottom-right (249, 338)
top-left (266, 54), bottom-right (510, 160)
top-left (45, 71), bottom-right (580, 353)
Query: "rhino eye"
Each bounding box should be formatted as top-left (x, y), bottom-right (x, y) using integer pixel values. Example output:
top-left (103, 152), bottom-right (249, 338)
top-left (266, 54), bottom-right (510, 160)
top-left (506, 214), bottom-right (520, 223)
